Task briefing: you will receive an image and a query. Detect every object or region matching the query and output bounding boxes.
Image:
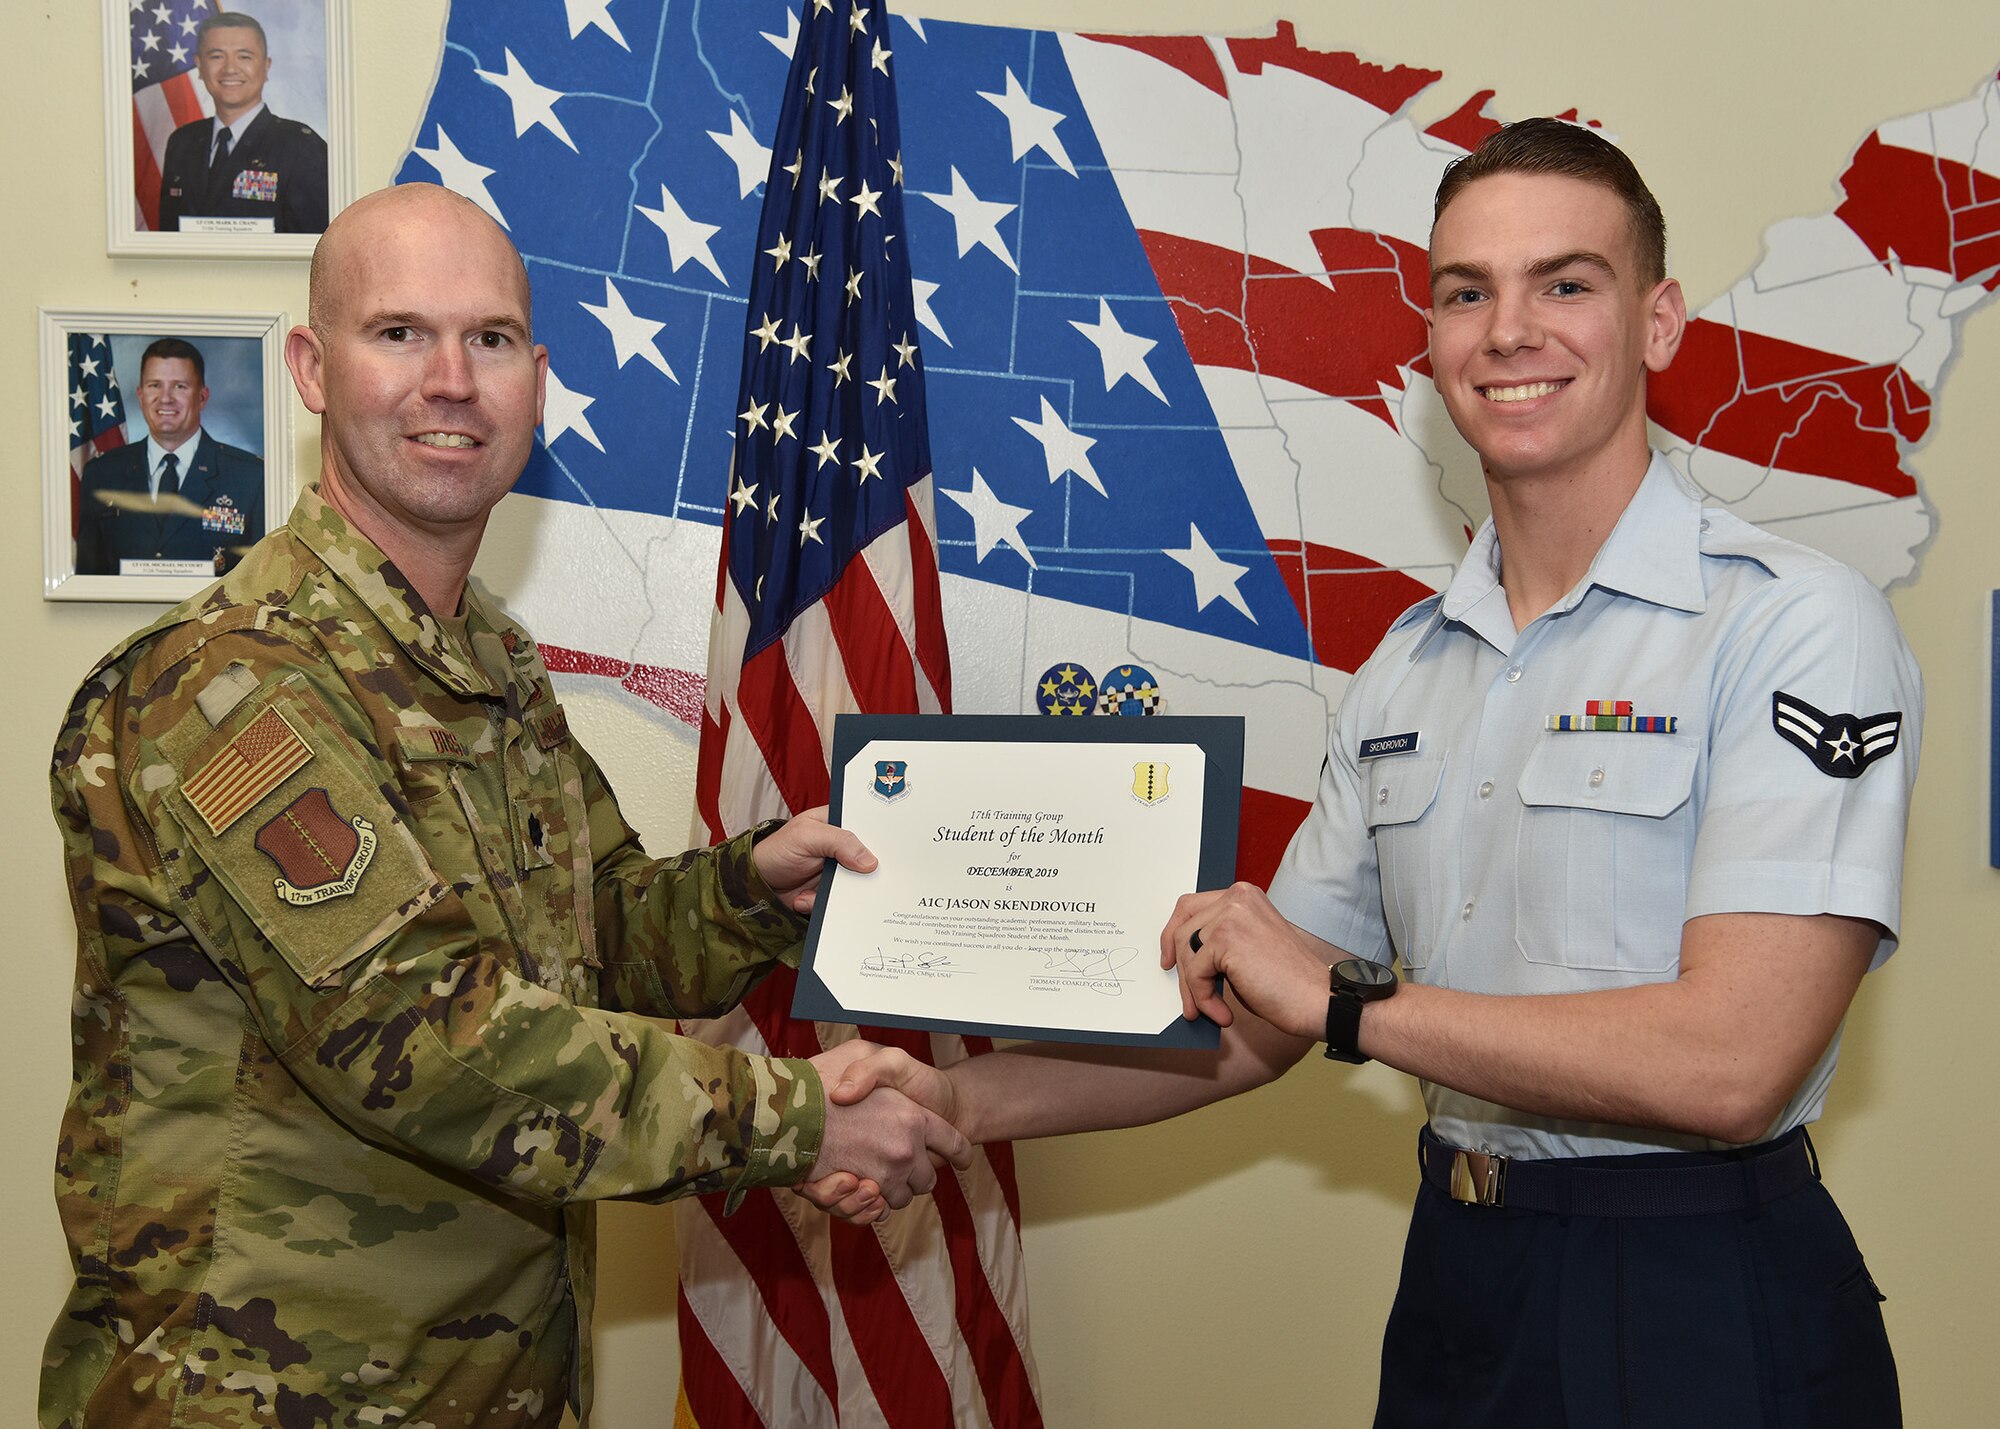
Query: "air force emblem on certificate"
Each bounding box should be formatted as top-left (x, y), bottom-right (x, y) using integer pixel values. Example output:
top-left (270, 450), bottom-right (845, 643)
top-left (872, 760), bottom-right (910, 802)
top-left (1132, 761), bottom-right (1170, 805)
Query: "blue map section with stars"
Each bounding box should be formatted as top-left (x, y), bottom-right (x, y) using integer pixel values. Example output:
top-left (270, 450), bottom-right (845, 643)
top-left (398, 0), bottom-right (1312, 661)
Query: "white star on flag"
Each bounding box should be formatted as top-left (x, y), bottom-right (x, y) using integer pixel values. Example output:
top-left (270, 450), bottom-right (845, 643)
top-left (911, 278), bottom-right (951, 346)
top-left (707, 111), bottom-right (772, 200)
top-left (580, 278), bottom-right (677, 380)
top-left (978, 68), bottom-right (1076, 175)
top-left (637, 184), bottom-right (727, 283)
top-left (540, 367), bottom-right (604, 451)
top-left (562, 0), bottom-right (629, 50)
top-left (474, 49), bottom-right (576, 152)
top-left (1164, 523), bottom-right (1256, 621)
top-left (1070, 298), bottom-right (1167, 402)
top-left (921, 167), bottom-right (1019, 272)
top-left (945, 470), bottom-right (1038, 566)
top-left (761, 9), bottom-right (799, 58)
top-left (1013, 396), bottom-right (1104, 494)
top-left (412, 127), bottom-right (507, 229)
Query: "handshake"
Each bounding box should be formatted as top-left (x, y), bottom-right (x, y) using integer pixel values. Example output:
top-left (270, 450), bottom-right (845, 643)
top-left (799, 1037), bottom-right (965, 1224)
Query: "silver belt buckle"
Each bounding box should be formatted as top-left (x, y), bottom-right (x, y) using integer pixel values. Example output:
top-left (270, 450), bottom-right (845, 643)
top-left (1448, 1148), bottom-right (1508, 1206)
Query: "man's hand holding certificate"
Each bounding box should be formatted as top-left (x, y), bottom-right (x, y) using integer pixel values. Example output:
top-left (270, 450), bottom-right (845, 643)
top-left (793, 714), bottom-right (1243, 1048)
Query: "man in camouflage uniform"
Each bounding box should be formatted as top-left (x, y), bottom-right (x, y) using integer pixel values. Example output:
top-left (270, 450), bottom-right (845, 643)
top-left (44, 183), bottom-right (966, 1428)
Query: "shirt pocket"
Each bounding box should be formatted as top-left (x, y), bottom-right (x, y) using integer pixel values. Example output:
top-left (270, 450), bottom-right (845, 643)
top-left (1365, 751), bottom-right (1448, 971)
top-left (1514, 736), bottom-right (1698, 974)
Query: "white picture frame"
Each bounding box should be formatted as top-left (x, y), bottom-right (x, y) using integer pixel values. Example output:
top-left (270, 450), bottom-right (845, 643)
top-left (42, 307), bottom-right (295, 603)
top-left (103, 0), bottom-right (355, 258)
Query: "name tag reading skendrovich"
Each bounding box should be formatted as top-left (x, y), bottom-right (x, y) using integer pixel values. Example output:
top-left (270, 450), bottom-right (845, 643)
top-left (1359, 731), bottom-right (1421, 760)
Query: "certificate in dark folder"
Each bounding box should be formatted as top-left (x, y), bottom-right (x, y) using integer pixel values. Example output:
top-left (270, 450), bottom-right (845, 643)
top-left (792, 713), bottom-right (1242, 1048)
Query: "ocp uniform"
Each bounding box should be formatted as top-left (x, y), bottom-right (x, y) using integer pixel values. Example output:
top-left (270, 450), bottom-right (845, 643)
top-left (1270, 456), bottom-right (1921, 1425)
top-left (44, 486), bottom-right (823, 1428)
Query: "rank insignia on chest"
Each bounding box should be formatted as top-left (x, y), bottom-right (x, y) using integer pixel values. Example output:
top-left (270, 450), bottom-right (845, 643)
top-left (872, 760), bottom-right (909, 802)
top-left (1547, 698), bottom-right (1676, 733)
top-left (1772, 691), bottom-right (1902, 778)
top-left (256, 788), bottom-right (378, 904)
top-left (201, 496), bottom-right (247, 535)
top-left (182, 706), bottom-right (314, 835)
top-left (232, 168), bottom-right (279, 202)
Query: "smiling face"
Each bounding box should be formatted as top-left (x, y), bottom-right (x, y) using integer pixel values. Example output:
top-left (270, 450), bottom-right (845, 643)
top-left (136, 356), bottom-right (208, 449)
top-left (1426, 171), bottom-right (1684, 489)
top-left (195, 24), bottom-right (271, 126)
top-left (285, 186), bottom-right (547, 554)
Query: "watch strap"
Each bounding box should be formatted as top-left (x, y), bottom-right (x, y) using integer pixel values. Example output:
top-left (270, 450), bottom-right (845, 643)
top-left (1324, 984), bottom-right (1368, 1064)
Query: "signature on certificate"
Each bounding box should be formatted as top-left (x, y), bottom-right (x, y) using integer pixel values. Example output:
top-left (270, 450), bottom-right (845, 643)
top-left (1033, 946), bottom-right (1136, 996)
top-left (861, 948), bottom-right (959, 977)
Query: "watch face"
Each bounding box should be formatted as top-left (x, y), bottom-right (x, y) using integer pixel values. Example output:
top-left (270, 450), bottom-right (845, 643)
top-left (1335, 958), bottom-right (1396, 991)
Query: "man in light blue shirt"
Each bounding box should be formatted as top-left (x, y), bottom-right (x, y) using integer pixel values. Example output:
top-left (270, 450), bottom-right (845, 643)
top-left (817, 119), bottom-right (1919, 1427)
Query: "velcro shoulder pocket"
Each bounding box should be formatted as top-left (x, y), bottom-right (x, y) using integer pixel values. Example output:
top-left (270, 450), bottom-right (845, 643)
top-left (166, 676), bottom-right (446, 987)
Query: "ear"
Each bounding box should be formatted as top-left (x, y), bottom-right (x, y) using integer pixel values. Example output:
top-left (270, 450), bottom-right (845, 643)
top-left (532, 343), bottom-right (549, 427)
top-left (1642, 278), bottom-right (1687, 374)
top-left (284, 325), bottom-right (327, 415)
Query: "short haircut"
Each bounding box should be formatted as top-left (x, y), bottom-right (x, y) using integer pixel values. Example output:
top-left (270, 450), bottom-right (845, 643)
top-left (1433, 118), bottom-right (1667, 287)
top-left (196, 11), bottom-right (269, 52)
top-left (139, 337), bottom-right (206, 386)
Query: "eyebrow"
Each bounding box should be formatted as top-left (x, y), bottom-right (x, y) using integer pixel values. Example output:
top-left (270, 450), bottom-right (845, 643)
top-left (1429, 249), bottom-right (1620, 293)
top-left (359, 310), bottom-right (530, 338)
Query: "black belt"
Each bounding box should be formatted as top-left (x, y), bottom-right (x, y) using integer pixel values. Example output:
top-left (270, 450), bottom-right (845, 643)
top-left (1417, 1125), bottom-right (1817, 1217)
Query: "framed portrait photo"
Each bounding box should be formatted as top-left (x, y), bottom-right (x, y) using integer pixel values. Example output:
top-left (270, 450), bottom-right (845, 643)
top-left (41, 308), bottom-right (294, 603)
top-left (103, 0), bottom-right (355, 257)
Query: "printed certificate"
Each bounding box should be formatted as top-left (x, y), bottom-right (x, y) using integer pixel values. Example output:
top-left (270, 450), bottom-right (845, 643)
top-left (793, 714), bottom-right (1243, 1047)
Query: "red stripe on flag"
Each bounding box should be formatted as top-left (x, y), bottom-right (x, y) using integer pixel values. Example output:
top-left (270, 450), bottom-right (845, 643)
top-left (905, 494), bottom-right (954, 711)
top-left (1267, 540), bottom-right (1438, 674)
top-left (163, 71), bottom-right (206, 126)
top-left (133, 108), bottom-right (165, 233)
top-left (829, 1219), bottom-right (956, 1428)
top-left (676, 1282), bottom-right (766, 1429)
top-left (865, 1028), bottom-right (1043, 1427)
top-left (691, 1185), bottom-right (842, 1412)
top-left (823, 560), bottom-right (919, 713)
top-left (694, 706), bottom-right (727, 849)
top-left (734, 643), bottom-right (831, 815)
top-left (1836, 132), bottom-right (2000, 289)
top-left (1138, 228), bottom-right (1428, 429)
top-left (1239, 786), bottom-right (1314, 889)
top-left (1226, 22), bottom-right (1440, 113)
top-left (1078, 33), bottom-right (1228, 97)
top-left (1648, 318), bottom-right (1922, 498)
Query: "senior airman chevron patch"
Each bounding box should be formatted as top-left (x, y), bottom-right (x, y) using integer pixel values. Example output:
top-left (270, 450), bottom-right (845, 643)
top-left (1771, 690), bottom-right (1902, 779)
top-left (183, 706), bottom-right (314, 834)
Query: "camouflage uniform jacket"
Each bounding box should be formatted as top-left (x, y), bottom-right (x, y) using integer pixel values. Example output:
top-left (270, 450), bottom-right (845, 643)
top-left (44, 486), bottom-right (826, 1428)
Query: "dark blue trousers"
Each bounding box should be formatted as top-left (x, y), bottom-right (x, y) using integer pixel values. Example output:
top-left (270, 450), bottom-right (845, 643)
top-left (1374, 1139), bottom-right (1900, 1427)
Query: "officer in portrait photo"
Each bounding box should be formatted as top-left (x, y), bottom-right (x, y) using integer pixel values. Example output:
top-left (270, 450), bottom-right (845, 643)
top-left (75, 336), bottom-right (265, 578)
top-left (135, 4), bottom-right (331, 235)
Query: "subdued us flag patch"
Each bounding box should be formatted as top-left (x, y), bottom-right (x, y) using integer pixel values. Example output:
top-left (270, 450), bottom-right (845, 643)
top-left (1771, 690), bottom-right (1902, 779)
top-left (182, 706), bottom-right (315, 834)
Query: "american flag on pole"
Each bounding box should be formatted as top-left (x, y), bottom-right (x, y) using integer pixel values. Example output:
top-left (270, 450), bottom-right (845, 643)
top-left (126, 0), bottom-right (213, 232)
top-left (67, 334), bottom-right (129, 544)
top-left (676, 1), bottom-right (1041, 1425)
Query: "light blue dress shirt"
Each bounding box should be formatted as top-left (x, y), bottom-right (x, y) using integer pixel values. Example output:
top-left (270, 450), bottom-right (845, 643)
top-left (1268, 454), bottom-right (1923, 1159)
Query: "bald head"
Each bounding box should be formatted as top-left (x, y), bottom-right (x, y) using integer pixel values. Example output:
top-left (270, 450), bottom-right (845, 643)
top-left (308, 184), bottom-right (532, 339)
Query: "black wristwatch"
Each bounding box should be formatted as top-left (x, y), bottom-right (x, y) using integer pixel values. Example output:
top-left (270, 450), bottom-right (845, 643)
top-left (1324, 958), bottom-right (1397, 1064)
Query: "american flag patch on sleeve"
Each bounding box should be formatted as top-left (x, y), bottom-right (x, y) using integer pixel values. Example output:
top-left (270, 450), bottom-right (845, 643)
top-left (182, 706), bottom-right (315, 835)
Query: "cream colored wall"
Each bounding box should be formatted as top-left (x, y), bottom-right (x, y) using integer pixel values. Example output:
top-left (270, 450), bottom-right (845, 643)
top-left (7, 3), bottom-right (1998, 1424)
